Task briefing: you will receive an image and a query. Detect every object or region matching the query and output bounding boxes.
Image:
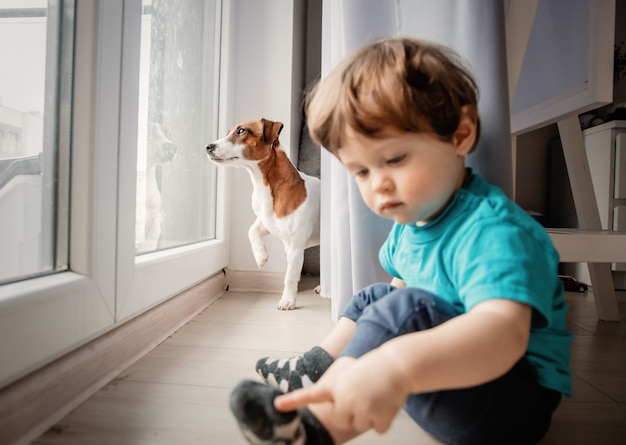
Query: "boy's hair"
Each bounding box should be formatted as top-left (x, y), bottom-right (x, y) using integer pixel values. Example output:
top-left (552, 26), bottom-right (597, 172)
top-left (305, 36), bottom-right (481, 154)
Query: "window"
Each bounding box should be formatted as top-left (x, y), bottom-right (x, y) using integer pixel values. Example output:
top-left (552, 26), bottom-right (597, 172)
top-left (0, 0), bottom-right (72, 285)
top-left (135, 0), bottom-right (219, 254)
top-left (0, 0), bottom-right (227, 389)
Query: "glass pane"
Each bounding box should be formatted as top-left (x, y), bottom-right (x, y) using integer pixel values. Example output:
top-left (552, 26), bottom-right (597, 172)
top-left (135, 0), bottom-right (219, 254)
top-left (0, 0), bottom-right (72, 285)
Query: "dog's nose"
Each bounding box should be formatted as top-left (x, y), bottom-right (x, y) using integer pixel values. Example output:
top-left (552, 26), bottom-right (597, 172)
top-left (206, 144), bottom-right (215, 153)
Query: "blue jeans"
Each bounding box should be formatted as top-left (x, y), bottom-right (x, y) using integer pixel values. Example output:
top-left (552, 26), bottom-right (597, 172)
top-left (339, 283), bottom-right (561, 445)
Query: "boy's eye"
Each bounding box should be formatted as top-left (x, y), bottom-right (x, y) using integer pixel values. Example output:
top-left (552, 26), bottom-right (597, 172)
top-left (354, 169), bottom-right (369, 178)
top-left (387, 154), bottom-right (406, 164)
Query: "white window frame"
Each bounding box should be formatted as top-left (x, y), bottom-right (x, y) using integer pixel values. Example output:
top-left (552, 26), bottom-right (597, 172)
top-left (0, 0), bottom-right (229, 389)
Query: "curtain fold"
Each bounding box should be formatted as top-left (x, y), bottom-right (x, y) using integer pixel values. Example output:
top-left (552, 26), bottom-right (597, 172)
top-left (319, 0), bottom-right (511, 320)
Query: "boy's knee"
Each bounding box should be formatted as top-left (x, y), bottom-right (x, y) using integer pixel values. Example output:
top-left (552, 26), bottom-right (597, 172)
top-left (355, 283), bottom-right (397, 308)
top-left (366, 282), bottom-right (396, 297)
top-left (359, 288), bottom-right (460, 333)
top-left (341, 282), bottom-right (396, 321)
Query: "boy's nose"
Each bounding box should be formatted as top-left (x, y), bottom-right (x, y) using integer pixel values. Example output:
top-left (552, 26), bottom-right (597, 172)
top-left (372, 173), bottom-right (393, 193)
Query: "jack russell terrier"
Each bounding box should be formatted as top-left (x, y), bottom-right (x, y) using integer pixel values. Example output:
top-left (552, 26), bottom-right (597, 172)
top-left (206, 118), bottom-right (320, 310)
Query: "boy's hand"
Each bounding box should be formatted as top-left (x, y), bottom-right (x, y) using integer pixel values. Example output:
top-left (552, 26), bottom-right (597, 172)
top-left (274, 351), bottom-right (409, 434)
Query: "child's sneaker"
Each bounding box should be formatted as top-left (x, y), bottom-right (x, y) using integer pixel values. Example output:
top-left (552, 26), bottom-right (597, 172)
top-left (255, 346), bottom-right (334, 392)
top-left (229, 380), bottom-right (305, 444)
top-left (229, 379), bottom-right (334, 445)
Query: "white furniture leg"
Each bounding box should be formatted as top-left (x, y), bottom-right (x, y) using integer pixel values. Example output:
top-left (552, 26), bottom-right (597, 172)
top-left (557, 116), bottom-right (620, 321)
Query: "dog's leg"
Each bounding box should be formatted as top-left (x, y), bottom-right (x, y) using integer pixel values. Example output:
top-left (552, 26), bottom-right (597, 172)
top-left (277, 246), bottom-right (305, 310)
top-left (248, 218), bottom-right (270, 269)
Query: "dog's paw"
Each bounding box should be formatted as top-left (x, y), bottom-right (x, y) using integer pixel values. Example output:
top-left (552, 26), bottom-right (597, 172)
top-left (314, 285), bottom-right (321, 294)
top-left (255, 257), bottom-right (268, 269)
top-left (277, 298), bottom-right (296, 310)
top-left (252, 249), bottom-right (268, 269)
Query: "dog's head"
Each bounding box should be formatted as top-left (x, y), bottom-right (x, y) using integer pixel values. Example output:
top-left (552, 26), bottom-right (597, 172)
top-left (206, 118), bottom-right (283, 166)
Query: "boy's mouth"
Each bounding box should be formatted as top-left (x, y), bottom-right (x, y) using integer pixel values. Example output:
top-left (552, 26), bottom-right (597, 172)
top-left (379, 201), bottom-right (402, 212)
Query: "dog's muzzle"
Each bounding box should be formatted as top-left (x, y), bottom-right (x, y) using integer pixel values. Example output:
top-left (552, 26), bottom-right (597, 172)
top-left (206, 143), bottom-right (239, 162)
top-left (206, 143), bottom-right (222, 161)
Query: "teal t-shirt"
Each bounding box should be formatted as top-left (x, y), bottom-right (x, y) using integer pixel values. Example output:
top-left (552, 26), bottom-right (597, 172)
top-left (379, 170), bottom-right (572, 396)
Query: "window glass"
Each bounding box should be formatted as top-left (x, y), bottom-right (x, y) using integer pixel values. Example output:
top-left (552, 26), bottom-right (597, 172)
top-left (135, 0), bottom-right (218, 254)
top-left (0, 0), bottom-right (72, 284)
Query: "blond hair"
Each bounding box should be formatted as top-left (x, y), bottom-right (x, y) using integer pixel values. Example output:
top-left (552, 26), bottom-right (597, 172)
top-left (305, 37), bottom-right (481, 154)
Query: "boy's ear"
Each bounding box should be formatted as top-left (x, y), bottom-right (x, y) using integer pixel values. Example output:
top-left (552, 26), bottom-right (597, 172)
top-left (454, 105), bottom-right (478, 155)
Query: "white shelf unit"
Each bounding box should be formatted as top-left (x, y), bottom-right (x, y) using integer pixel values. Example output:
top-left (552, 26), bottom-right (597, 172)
top-left (583, 120), bottom-right (626, 272)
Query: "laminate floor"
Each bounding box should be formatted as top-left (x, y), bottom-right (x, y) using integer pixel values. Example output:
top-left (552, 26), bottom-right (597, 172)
top-left (34, 276), bottom-right (626, 444)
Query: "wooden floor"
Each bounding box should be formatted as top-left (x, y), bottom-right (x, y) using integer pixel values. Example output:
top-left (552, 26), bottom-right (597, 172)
top-left (33, 276), bottom-right (626, 445)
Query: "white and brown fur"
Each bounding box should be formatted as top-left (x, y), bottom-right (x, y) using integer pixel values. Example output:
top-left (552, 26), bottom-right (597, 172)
top-left (206, 118), bottom-right (320, 310)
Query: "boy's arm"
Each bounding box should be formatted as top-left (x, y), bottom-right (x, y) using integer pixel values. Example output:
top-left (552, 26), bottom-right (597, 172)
top-left (381, 298), bottom-right (531, 393)
top-left (275, 298), bottom-right (532, 435)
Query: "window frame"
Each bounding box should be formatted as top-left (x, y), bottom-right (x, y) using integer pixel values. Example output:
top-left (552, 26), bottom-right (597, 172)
top-left (0, 0), bottom-right (229, 389)
top-left (116, 0), bottom-right (227, 321)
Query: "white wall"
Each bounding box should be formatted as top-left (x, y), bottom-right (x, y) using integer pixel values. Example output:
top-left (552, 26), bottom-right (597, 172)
top-left (222, 0), bottom-right (303, 273)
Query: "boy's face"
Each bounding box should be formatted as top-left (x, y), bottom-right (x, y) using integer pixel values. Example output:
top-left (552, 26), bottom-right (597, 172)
top-left (338, 128), bottom-right (469, 225)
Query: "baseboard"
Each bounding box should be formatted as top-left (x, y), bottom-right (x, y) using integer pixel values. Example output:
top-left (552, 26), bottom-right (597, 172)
top-left (225, 267), bottom-right (285, 293)
top-left (0, 272), bottom-right (226, 445)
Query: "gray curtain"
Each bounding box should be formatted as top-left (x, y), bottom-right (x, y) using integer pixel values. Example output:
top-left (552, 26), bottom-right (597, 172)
top-left (319, 0), bottom-right (512, 319)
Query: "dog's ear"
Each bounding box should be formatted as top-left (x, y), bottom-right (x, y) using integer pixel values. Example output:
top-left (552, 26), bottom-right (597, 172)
top-left (261, 118), bottom-right (284, 147)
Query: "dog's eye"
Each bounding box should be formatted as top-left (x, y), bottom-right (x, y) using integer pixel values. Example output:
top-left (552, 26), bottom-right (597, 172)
top-left (237, 127), bottom-right (246, 136)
